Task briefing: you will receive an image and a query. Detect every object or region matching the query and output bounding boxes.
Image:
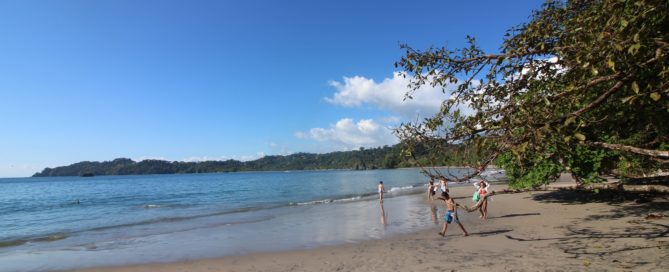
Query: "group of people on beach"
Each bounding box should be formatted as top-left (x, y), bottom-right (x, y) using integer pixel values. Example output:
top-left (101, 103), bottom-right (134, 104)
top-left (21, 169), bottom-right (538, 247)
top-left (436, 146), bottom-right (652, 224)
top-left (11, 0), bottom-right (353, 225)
top-left (377, 177), bottom-right (490, 237)
top-left (426, 176), bottom-right (491, 237)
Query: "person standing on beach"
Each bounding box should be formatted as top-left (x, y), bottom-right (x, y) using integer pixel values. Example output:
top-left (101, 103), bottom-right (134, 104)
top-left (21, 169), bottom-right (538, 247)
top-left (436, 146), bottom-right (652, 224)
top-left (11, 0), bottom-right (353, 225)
top-left (378, 181), bottom-right (385, 202)
top-left (438, 192), bottom-right (469, 237)
top-left (474, 180), bottom-right (490, 220)
top-left (439, 177), bottom-right (449, 193)
top-left (427, 177), bottom-right (436, 201)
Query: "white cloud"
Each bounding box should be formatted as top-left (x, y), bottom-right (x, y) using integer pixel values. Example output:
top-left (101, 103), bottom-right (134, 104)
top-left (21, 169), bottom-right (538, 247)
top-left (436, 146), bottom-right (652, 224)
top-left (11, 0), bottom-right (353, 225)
top-left (294, 131), bottom-right (308, 139)
top-left (295, 72), bottom-right (476, 152)
top-left (325, 72), bottom-right (453, 119)
top-left (295, 118), bottom-right (398, 150)
top-left (357, 119), bottom-right (378, 133)
top-left (381, 116), bottom-right (401, 124)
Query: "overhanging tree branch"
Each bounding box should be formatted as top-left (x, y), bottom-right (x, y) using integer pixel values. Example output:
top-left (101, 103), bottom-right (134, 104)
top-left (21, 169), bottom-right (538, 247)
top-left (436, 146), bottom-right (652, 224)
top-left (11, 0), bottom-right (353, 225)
top-left (585, 141), bottom-right (669, 159)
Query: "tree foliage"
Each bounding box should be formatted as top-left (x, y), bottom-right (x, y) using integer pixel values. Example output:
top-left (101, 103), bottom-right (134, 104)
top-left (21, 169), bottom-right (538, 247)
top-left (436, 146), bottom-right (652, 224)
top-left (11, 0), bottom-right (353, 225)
top-left (395, 0), bottom-right (669, 188)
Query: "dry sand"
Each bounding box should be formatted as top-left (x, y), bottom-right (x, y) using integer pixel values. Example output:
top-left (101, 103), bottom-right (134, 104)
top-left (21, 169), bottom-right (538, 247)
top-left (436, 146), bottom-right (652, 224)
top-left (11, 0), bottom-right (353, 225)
top-left (72, 184), bottom-right (668, 272)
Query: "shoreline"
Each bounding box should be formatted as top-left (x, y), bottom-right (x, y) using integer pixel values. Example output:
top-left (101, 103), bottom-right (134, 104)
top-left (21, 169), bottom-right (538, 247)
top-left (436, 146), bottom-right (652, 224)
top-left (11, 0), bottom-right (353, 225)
top-left (69, 184), bottom-right (669, 272)
top-left (5, 168), bottom-right (483, 272)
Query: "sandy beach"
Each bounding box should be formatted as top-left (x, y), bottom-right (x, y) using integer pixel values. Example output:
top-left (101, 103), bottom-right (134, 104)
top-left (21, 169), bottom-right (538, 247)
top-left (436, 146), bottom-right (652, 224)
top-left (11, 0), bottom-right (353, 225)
top-left (69, 182), bottom-right (669, 272)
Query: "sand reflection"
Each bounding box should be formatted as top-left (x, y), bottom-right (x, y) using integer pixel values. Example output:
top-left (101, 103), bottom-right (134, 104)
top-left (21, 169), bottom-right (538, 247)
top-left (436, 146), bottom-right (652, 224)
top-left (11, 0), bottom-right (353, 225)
top-left (380, 202), bottom-right (388, 228)
top-left (430, 204), bottom-right (439, 225)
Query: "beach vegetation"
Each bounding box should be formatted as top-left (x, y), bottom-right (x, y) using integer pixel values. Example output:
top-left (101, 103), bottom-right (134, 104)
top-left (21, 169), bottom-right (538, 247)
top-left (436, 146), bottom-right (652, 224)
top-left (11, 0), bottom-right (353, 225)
top-left (395, 0), bottom-right (669, 188)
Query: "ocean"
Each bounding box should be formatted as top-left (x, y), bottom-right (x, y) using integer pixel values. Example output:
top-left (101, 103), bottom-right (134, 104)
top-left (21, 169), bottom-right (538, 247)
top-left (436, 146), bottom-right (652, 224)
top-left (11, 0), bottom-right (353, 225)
top-left (0, 168), bottom-right (501, 271)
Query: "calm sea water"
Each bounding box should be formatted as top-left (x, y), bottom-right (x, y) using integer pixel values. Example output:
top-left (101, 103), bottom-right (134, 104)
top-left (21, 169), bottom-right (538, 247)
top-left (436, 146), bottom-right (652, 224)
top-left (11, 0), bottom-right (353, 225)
top-left (0, 168), bottom-right (498, 271)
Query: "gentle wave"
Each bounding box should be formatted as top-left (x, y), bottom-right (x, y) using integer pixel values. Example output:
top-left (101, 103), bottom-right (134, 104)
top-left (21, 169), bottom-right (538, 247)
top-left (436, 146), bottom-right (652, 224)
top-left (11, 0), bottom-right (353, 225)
top-left (291, 183), bottom-right (426, 206)
top-left (388, 185), bottom-right (415, 192)
top-left (5, 195), bottom-right (352, 249)
top-left (1, 206), bottom-right (280, 249)
top-left (87, 206), bottom-right (277, 232)
top-left (0, 234), bottom-right (67, 248)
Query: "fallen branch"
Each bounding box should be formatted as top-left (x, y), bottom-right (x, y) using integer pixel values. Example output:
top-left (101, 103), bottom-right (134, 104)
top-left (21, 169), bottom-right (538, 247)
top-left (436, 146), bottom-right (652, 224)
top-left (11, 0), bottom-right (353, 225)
top-left (461, 193), bottom-right (494, 212)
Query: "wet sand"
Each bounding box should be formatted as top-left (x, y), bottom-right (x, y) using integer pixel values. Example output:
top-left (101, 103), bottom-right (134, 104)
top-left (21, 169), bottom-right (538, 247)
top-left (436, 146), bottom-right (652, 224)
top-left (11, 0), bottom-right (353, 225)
top-left (71, 184), bottom-right (669, 272)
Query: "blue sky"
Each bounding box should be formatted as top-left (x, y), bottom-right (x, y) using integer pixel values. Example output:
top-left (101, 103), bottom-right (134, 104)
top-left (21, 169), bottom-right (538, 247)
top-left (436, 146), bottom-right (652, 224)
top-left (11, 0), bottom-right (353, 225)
top-left (0, 0), bottom-right (543, 177)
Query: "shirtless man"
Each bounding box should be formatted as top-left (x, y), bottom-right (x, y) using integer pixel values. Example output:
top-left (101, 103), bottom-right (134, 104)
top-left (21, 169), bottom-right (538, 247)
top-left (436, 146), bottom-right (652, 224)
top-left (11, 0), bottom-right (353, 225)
top-left (438, 192), bottom-right (469, 237)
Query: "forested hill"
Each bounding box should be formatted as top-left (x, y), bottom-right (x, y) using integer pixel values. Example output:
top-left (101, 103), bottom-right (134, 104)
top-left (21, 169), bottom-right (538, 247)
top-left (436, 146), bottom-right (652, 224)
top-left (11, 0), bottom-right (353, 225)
top-left (34, 144), bottom-right (473, 177)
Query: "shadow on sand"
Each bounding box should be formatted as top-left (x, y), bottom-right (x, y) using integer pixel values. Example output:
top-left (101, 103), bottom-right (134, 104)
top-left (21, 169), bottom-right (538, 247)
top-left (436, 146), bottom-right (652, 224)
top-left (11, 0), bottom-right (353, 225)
top-left (504, 189), bottom-right (668, 268)
top-left (490, 212), bottom-right (541, 219)
top-left (531, 189), bottom-right (669, 219)
top-left (471, 229), bottom-right (512, 237)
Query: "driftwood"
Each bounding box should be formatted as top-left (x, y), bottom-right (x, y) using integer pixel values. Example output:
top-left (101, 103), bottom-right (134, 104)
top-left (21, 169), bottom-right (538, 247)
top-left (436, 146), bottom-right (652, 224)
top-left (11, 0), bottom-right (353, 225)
top-left (460, 193), bottom-right (494, 212)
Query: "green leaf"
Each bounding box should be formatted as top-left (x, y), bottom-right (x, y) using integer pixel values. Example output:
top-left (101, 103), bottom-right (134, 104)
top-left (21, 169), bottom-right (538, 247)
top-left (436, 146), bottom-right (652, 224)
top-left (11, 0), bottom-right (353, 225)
top-left (574, 133), bottom-right (586, 141)
top-left (632, 82), bottom-right (640, 94)
top-left (628, 43), bottom-right (641, 55)
top-left (621, 96), bottom-right (635, 103)
top-left (564, 116), bottom-right (576, 126)
top-left (563, 136), bottom-right (571, 143)
top-left (650, 92), bottom-right (661, 101)
top-left (607, 59), bottom-right (615, 71)
top-left (620, 19), bottom-right (628, 28)
top-left (519, 142), bottom-right (528, 153)
top-left (591, 67), bottom-right (599, 76)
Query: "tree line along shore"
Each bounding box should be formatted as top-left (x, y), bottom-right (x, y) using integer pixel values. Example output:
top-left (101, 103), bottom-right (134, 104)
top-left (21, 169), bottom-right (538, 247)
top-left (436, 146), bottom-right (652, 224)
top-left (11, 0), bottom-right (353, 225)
top-left (32, 143), bottom-right (484, 177)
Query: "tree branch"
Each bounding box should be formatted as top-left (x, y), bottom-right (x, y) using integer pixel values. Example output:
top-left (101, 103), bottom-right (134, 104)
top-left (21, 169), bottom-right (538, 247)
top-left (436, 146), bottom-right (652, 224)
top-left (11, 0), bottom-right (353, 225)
top-left (571, 78), bottom-right (627, 117)
top-left (549, 72), bottom-right (622, 102)
top-left (584, 141), bottom-right (669, 159)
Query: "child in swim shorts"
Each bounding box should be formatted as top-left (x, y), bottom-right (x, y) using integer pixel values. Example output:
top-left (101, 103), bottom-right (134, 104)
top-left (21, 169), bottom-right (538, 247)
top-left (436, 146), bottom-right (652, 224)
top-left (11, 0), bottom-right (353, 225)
top-left (438, 192), bottom-right (469, 237)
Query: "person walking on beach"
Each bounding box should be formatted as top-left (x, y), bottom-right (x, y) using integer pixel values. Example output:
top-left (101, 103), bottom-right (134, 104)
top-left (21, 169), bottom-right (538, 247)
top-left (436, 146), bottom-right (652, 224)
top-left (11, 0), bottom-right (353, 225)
top-left (474, 180), bottom-right (490, 220)
top-left (427, 177), bottom-right (436, 201)
top-left (438, 192), bottom-right (468, 237)
top-left (378, 181), bottom-right (385, 202)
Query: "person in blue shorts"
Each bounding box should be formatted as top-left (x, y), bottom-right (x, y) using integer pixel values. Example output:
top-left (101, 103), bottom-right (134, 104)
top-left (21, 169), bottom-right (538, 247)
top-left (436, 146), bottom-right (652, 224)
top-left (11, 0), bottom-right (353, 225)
top-left (438, 192), bottom-right (469, 237)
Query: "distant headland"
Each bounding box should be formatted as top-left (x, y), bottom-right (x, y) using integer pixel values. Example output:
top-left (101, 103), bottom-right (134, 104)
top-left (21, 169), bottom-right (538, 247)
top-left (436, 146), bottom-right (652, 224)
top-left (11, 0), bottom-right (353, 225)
top-left (32, 145), bottom-right (427, 177)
